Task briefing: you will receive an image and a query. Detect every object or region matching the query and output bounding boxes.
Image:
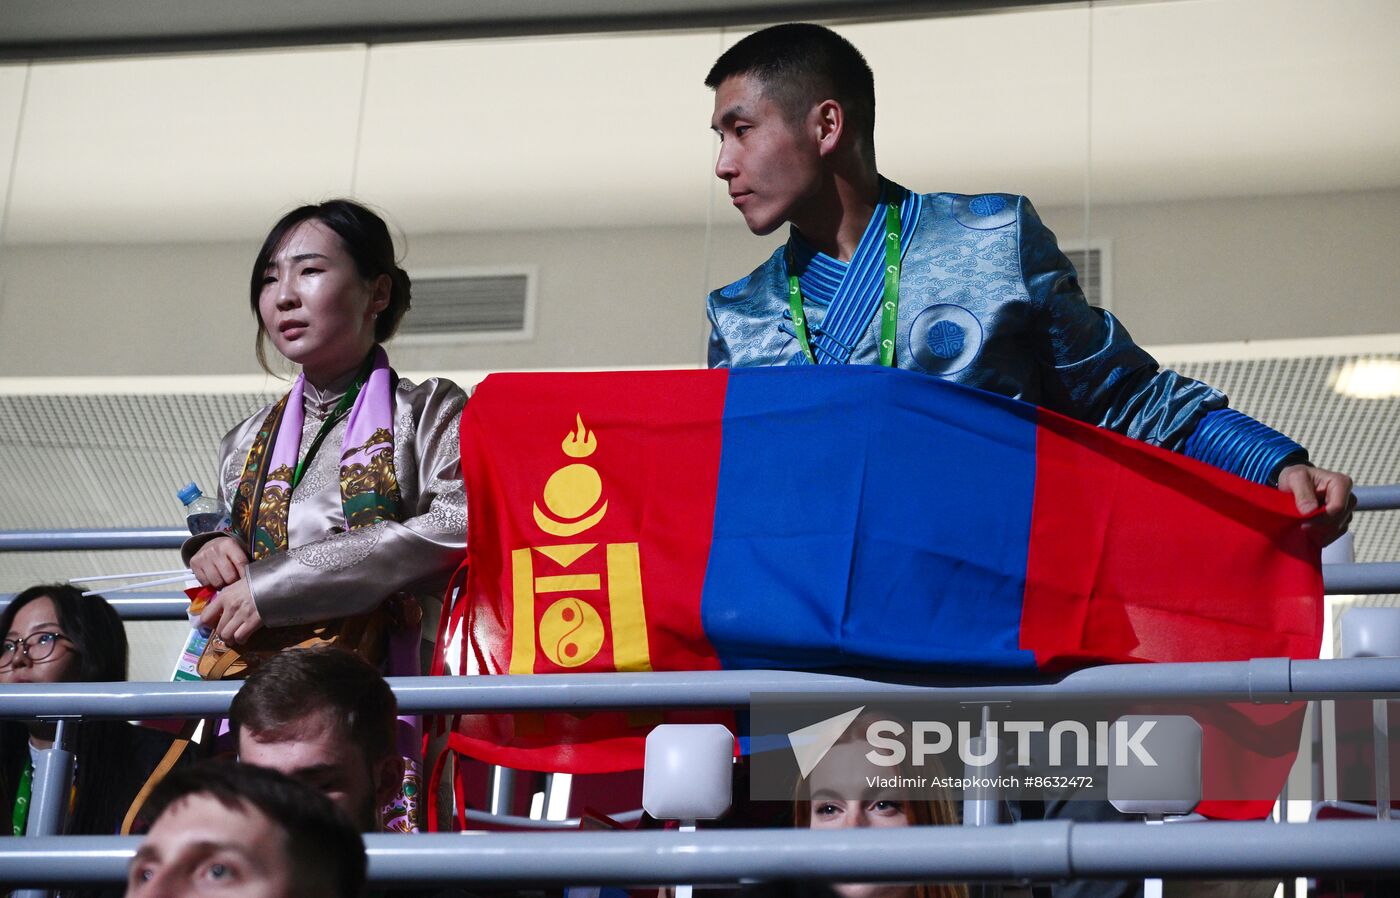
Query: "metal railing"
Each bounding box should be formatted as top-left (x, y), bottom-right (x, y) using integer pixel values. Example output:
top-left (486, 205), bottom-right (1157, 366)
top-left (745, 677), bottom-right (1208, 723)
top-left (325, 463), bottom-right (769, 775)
top-left (1, 661), bottom-right (1399, 885)
top-left (1, 659), bottom-right (1400, 719)
top-left (2, 821), bottom-right (1400, 888)
top-left (0, 484), bottom-right (1397, 888)
top-left (1355, 484), bottom-right (1400, 511)
top-left (5, 481), bottom-right (1399, 604)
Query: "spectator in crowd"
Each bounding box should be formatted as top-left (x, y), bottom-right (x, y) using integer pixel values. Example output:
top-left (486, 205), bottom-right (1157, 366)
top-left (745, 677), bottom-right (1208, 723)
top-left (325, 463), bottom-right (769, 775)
top-left (703, 25), bottom-right (1349, 898)
top-left (127, 761), bottom-right (365, 898)
top-left (703, 23), bottom-right (1353, 543)
top-left (184, 197), bottom-right (466, 659)
top-left (184, 198), bottom-right (466, 829)
top-left (0, 584), bottom-right (184, 840)
top-left (230, 649), bottom-right (485, 898)
top-left (229, 646), bottom-right (404, 833)
top-left (794, 717), bottom-right (965, 898)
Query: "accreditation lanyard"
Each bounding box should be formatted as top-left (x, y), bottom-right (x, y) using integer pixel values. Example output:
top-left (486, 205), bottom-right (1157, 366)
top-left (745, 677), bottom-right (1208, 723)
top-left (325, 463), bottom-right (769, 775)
top-left (786, 201), bottom-right (902, 367)
top-left (290, 357), bottom-right (371, 492)
top-left (10, 762), bottom-right (30, 836)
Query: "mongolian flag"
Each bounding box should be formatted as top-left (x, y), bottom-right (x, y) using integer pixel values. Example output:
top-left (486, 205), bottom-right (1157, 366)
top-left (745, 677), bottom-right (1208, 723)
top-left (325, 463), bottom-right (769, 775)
top-left (436, 366), bottom-right (1321, 810)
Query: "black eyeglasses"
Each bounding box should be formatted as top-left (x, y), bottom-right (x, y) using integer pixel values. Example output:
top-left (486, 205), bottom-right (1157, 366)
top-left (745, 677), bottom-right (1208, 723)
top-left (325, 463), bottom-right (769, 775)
top-left (0, 632), bottom-right (73, 669)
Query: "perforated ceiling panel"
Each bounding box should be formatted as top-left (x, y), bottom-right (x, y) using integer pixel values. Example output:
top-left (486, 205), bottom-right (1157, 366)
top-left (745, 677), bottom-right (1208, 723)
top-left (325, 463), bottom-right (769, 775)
top-left (0, 390), bottom-right (277, 547)
top-left (1161, 350), bottom-right (1400, 656)
top-left (0, 390), bottom-right (279, 680)
top-left (1164, 353), bottom-right (1400, 570)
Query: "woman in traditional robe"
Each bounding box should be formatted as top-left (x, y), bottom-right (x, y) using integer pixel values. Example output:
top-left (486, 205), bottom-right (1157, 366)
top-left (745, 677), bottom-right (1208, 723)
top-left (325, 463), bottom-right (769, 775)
top-left (183, 199), bottom-right (467, 831)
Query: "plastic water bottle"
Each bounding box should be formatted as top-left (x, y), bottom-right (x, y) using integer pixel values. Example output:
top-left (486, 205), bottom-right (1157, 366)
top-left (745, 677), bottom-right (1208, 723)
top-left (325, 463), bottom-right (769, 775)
top-left (173, 482), bottom-right (226, 682)
top-left (177, 481), bottom-right (228, 535)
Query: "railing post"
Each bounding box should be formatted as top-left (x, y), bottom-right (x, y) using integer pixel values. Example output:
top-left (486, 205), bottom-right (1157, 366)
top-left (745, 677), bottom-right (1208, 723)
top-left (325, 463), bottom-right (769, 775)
top-left (1321, 532), bottom-right (1357, 807)
top-left (24, 719), bottom-right (74, 838)
top-left (16, 719), bottom-right (76, 898)
top-left (489, 766), bottom-right (517, 817)
top-left (642, 725), bottom-right (734, 898)
top-left (1341, 607), bottom-right (1400, 821)
top-left (962, 706), bottom-right (1003, 898)
top-left (1108, 715), bottom-right (1203, 898)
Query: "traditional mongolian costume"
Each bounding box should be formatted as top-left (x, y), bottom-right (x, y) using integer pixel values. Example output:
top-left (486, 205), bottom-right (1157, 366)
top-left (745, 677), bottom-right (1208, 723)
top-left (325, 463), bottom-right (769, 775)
top-left (707, 181), bottom-right (1306, 484)
top-left (182, 346), bottom-right (466, 831)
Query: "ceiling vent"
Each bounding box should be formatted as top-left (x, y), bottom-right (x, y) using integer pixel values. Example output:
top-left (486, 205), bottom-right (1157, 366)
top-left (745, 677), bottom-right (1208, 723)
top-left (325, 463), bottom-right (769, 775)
top-left (397, 266), bottom-right (536, 343)
top-left (1061, 242), bottom-right (1111, 311)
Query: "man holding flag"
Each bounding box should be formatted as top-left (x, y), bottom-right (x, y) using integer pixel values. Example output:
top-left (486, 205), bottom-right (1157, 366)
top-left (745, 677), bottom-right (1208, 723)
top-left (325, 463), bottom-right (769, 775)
top-left (422, 23), bottom-right (1358, 872)
top-left (697, 23), bottom-right (1352, 898)
top-left (704, 22), bottom-right (1353, 540)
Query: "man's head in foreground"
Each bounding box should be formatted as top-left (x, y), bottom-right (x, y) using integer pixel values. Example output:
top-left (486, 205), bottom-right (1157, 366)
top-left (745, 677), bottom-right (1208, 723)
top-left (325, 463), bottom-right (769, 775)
top-left (230, 646), bottom-right (402, 831)
top-left (128, 761), bottom-right (365, 898)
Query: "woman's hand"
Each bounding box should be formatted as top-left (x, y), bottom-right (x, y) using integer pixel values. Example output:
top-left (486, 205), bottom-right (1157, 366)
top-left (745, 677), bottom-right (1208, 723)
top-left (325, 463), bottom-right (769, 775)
top-left (198, 579), bottom-right (265, 645)
top-left (190, 537), bottom-right (250, 589)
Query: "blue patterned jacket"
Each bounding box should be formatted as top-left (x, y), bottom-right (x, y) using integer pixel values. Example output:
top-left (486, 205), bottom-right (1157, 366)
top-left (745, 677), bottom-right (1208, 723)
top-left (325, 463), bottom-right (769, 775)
top-left (706, 189), bottom-right (1306, 483)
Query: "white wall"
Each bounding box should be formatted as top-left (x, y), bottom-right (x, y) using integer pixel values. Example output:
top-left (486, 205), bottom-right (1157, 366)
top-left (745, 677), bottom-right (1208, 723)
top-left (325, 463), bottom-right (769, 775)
top-left (2, 187), bottom-right (1398, 379)
top-left (1037, 190), bottom-right (1400, 345)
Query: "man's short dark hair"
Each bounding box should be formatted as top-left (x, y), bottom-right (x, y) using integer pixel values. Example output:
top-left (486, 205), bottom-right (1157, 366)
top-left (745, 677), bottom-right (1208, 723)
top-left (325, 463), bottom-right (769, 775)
top-left (230, 646), bottom-right (397, 763)
top-left (143, 761), bottom-right (366, 898)
top-left (705, 23), bottom-right (876, 160)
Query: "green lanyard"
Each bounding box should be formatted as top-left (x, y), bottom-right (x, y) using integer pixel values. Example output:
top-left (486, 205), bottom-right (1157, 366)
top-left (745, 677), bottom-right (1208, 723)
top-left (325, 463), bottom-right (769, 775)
top-left (11, 761), bottom-right (31, 836)
top-left (787, 201), bottom-right (902, 367)
top-left (291, 356), bottom-right (372, 491)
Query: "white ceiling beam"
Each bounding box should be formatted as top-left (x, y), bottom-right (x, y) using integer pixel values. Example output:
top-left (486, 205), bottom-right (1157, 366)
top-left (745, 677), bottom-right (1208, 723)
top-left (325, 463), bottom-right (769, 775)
top-left (0, 0), bottom-right (1086, 61)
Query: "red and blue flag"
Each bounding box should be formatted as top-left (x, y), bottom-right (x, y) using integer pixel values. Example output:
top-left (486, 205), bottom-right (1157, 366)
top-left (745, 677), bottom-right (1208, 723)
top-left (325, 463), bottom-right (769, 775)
top-left (437, 366), bottom-right (1321, 802)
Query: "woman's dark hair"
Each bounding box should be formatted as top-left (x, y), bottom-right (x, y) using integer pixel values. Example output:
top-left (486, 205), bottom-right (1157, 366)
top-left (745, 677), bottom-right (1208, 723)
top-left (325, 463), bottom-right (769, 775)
top-left (0, 582), bottom-right (127, 682)
top-left (249, 199), bottom-right (413, 372)
top-left (1, 585), bottom-right (180, 848)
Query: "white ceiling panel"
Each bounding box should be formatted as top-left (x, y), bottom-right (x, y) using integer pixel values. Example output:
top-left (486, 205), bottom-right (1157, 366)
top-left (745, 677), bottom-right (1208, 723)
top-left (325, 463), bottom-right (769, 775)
top-left (5, 47), bottom-right (367, 243)
top-left (353, 32), bottom-right (720, 234)
top-left (841, 0), bottom-right (1400, 206)
top-left (0, 0), bottom-right (1396, 244)
top-left (1083, 0), bottom-right (1400, 203)
top-left (0, 0), bottom-right (1070, 60)
top-left (0, 67), bottom-right (27, 242)
top-left (860, 10), bottom-right (1096, 202)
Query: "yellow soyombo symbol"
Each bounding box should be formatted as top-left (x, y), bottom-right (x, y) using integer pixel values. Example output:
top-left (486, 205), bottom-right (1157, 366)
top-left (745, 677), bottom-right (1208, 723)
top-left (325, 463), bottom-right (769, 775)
top-left (538, 597), bottom-right (605, 668)
top-left (533, 415), bottom-right (609, 537)
top-left (510, 414), bottom-right (652, 674)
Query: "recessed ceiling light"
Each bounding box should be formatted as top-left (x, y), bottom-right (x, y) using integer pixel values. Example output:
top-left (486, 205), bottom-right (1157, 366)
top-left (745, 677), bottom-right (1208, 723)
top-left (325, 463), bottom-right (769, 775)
top-left (1329, 359), bottom-right (1400, 400)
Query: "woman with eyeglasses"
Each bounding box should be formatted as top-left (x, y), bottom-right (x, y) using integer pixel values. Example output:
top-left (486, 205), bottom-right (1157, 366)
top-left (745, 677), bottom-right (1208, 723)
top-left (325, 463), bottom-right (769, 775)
top-left (0, 584), bottom-right (184, 846)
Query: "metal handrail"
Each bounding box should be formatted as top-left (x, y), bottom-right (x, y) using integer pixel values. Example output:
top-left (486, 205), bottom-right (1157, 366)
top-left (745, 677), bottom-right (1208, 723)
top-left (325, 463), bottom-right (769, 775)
top-left (0, 528), bottom-right (186, 552)
top-left (1, 659), bottom-right (1399, 721)
top-left (2, 821), bottom-right (1399, 887)
top-left (1355, 483), bottom-right (1400, 511)
top-left (11, 557), bottom-right (1400, 616)
top-left (4, 553), bottom-right (1398, 612)
top-left (1322, 562), bottom-right (1400, 594)
top-left (0, 482), bottom-right (1395, 556)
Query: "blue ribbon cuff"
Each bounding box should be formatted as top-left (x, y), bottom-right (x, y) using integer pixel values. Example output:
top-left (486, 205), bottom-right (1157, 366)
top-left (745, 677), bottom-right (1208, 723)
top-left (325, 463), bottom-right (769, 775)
top-left (1182, 408), bottom-right (1309, 485)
